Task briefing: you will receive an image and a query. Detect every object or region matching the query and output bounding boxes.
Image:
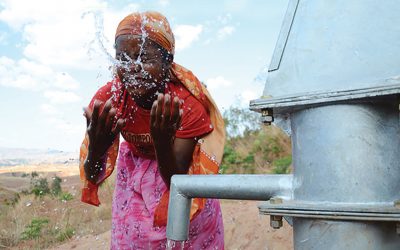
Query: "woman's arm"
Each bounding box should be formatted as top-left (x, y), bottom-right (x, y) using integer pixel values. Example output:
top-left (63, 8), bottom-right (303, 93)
top-left (83, 99), bottom-right (125, 183)
top-left (150, 93), bottom-right (197, 187)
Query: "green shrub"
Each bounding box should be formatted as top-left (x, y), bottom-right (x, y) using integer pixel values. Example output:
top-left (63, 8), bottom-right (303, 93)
top-left (31, 178), bottom-right (50, 197)
top-left (51, 176), bottom-right (62, 196)
top-left (220, 144), bottom-right (256, 174)
top-left (31, 171), bottom-right (39, 178)
top-left (4, 193), bottom-right (20, 206)
top-left (272, 156), bottom-right (292, 174)
top-left (21, 218), bottom-right (49, 240)
top-left (56, 227), bottom-right (75, 242)
top-left (59, 192), bottom-right (74, 202)
top-left (221, 105), bottom-right (292, 174)
top-left (220, 145), bottom-right (239, 173)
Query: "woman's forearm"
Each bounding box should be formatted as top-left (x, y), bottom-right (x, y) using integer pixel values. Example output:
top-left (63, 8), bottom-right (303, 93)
top-left (84, 151), bottom-right (107, 184)
top-left (154, 141), bottom-right (186, 188)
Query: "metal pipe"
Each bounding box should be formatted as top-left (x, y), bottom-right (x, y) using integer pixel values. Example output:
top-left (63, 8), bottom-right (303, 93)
top-left (291, 102), bottom-right (400, 249)
top-left (166, 174), bottom-right (293, 241)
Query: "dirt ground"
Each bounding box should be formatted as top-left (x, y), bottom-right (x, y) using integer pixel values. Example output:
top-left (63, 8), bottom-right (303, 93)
top-left (0, 165), bottom-right (293, 250)
top-left (49, 200), bottom-right (293, 250)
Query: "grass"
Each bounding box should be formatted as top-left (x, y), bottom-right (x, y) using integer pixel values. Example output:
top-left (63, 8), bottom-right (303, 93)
top-left (0, 170), bottom-right (115, 249)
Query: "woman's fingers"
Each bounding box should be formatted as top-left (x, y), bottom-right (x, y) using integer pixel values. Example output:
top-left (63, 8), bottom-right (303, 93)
top-left (150, 94), bottom-right (182, 139)
top-left (91, 100), bottom-right (102, 128)
top-left (176, 109), bottom-right (183, 131)
top-left (150, 100), bottom-right (158, 127)
top-left (155, 94), bottom-right (164, 127)
top-left (104, 108), bottom-right (116, 134)
top-left (171, 96), bottom-right (180, 124)
top-left (112, 118), bottom-right (126, 136)
top-left (161, 94), bottom-right (171, 128)
top-left (98, 99), bottom-right (112, 130)
top-left (83, 107), bottom-right (92, 128)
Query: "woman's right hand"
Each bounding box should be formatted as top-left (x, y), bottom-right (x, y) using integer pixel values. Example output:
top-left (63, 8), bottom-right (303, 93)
top-left (83, 99), bottom-right (125, 182)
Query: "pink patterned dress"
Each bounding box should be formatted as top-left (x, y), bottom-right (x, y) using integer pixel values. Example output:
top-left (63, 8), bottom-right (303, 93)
top-left (111, 142), bottom-right (224, 249)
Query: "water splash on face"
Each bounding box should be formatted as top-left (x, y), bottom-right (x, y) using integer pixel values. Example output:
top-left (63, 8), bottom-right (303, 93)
top-left (82, 11), bottom-right (153, 90)
top-left (114, 13), bottom-right (160, 94)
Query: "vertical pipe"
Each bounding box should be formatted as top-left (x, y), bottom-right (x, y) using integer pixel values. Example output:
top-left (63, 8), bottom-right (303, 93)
top-left (291, 102), bottom-right (400, 249)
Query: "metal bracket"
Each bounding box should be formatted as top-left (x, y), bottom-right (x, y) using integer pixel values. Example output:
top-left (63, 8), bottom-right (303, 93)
top-left (250, 83), bottom-right (400, 114)
top-left (259, 199), bottom-right (400, 222)
top-left (261, 108), bottom-right (274, 125)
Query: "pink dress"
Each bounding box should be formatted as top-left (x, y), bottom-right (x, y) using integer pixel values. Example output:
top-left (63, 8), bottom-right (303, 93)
top-left (111, 142), bottom-right (224, 249)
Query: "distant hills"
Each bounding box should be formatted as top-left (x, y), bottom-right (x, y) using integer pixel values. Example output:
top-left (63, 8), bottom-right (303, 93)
top-left (0, 147), bottom-right (78, 166)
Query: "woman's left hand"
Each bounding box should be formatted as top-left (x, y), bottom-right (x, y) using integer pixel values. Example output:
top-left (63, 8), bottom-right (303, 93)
top-left (150, 93), bottom-right (182, 146)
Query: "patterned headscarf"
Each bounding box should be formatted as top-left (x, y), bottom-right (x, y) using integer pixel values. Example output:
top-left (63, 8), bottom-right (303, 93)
top-left (115, 11), bottom-right (175, 55)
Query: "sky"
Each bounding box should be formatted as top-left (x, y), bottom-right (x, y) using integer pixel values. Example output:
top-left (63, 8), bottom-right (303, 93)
top-left (0, 0), bottom-right (289, 152)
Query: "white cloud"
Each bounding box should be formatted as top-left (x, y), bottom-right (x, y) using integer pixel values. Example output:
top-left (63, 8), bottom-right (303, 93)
top-left (223, 0), bottom-right (248, 12)
top-left (173, 25), bottom-right (203, 51)
top-left (0, 0), bottom-right (139, 146)
top-left (217, 14), bottom-right (232, 25)
top-left (0, 32), bottom-right (7, 45)
top-left (44, 90), bottom-right (81, 104)
top-left (217, 26), bottom-right (235, 40)
top-left (0, 56), bottom-right (80, 90)
top-left (202, 14), bottom-right (236, 45)
top-left (40, 104), bottom-right (58, 115)
top-left (0, 0), bottom-right (136, 70)
top-left (205, 76), bottom-right (232, 90)
top-left (158, 0), bottom-right (170, 6)
top-left (241, 90), bottom-right (257, 104)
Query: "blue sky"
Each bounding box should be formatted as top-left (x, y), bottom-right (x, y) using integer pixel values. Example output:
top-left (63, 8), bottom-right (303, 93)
top-left (0, 0), bottom-right (288, 152)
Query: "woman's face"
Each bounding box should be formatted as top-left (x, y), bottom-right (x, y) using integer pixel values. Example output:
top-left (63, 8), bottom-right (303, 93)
top-left (115, 35), bottom-right (172, 103)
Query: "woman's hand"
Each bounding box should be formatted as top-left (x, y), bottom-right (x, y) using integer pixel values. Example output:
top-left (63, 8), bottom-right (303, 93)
top-left (83, 99), bottom-right (125, 182)
top-left (151, 93), bottom-right (196, 187)
top-left (150, 93), bottom-right (182, 146)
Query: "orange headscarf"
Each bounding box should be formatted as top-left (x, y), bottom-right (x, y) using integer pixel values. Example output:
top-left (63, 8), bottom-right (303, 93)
top-left (115, 11), bottom-right (175, 55)
top-left (80, 11), bottom-right (225, 227)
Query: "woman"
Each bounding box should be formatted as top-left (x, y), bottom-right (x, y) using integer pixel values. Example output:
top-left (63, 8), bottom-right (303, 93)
top-left (79, 11), bottom-right (225, 249)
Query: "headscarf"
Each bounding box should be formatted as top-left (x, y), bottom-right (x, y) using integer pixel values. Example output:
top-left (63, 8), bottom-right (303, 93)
top-left (115, 11), bottom-right (175, 55)
top-left (80, 11), bottom-right (225, 227)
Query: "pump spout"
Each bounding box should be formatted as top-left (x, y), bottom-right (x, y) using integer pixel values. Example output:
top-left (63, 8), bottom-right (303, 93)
top-left (166, 174), bottom-right (293, 241)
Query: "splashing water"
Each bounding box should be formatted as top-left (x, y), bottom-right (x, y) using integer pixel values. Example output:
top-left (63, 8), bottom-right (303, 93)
top-left (82, 11), bottom-right (117, 67)
top-left (117, 13), bottom-right (152, 88)
top-left (82, 10), bottom-right (168, 107)
top-left (166, 239), bottom-right (186, 250)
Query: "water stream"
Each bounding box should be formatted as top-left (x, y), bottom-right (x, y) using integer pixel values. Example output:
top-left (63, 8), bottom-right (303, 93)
top-left (166, 239), bottom-right (186, 250)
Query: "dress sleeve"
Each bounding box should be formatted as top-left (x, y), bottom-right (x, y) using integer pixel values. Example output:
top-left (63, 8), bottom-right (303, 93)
top-left (79, 82), bottom-right (120, 206)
